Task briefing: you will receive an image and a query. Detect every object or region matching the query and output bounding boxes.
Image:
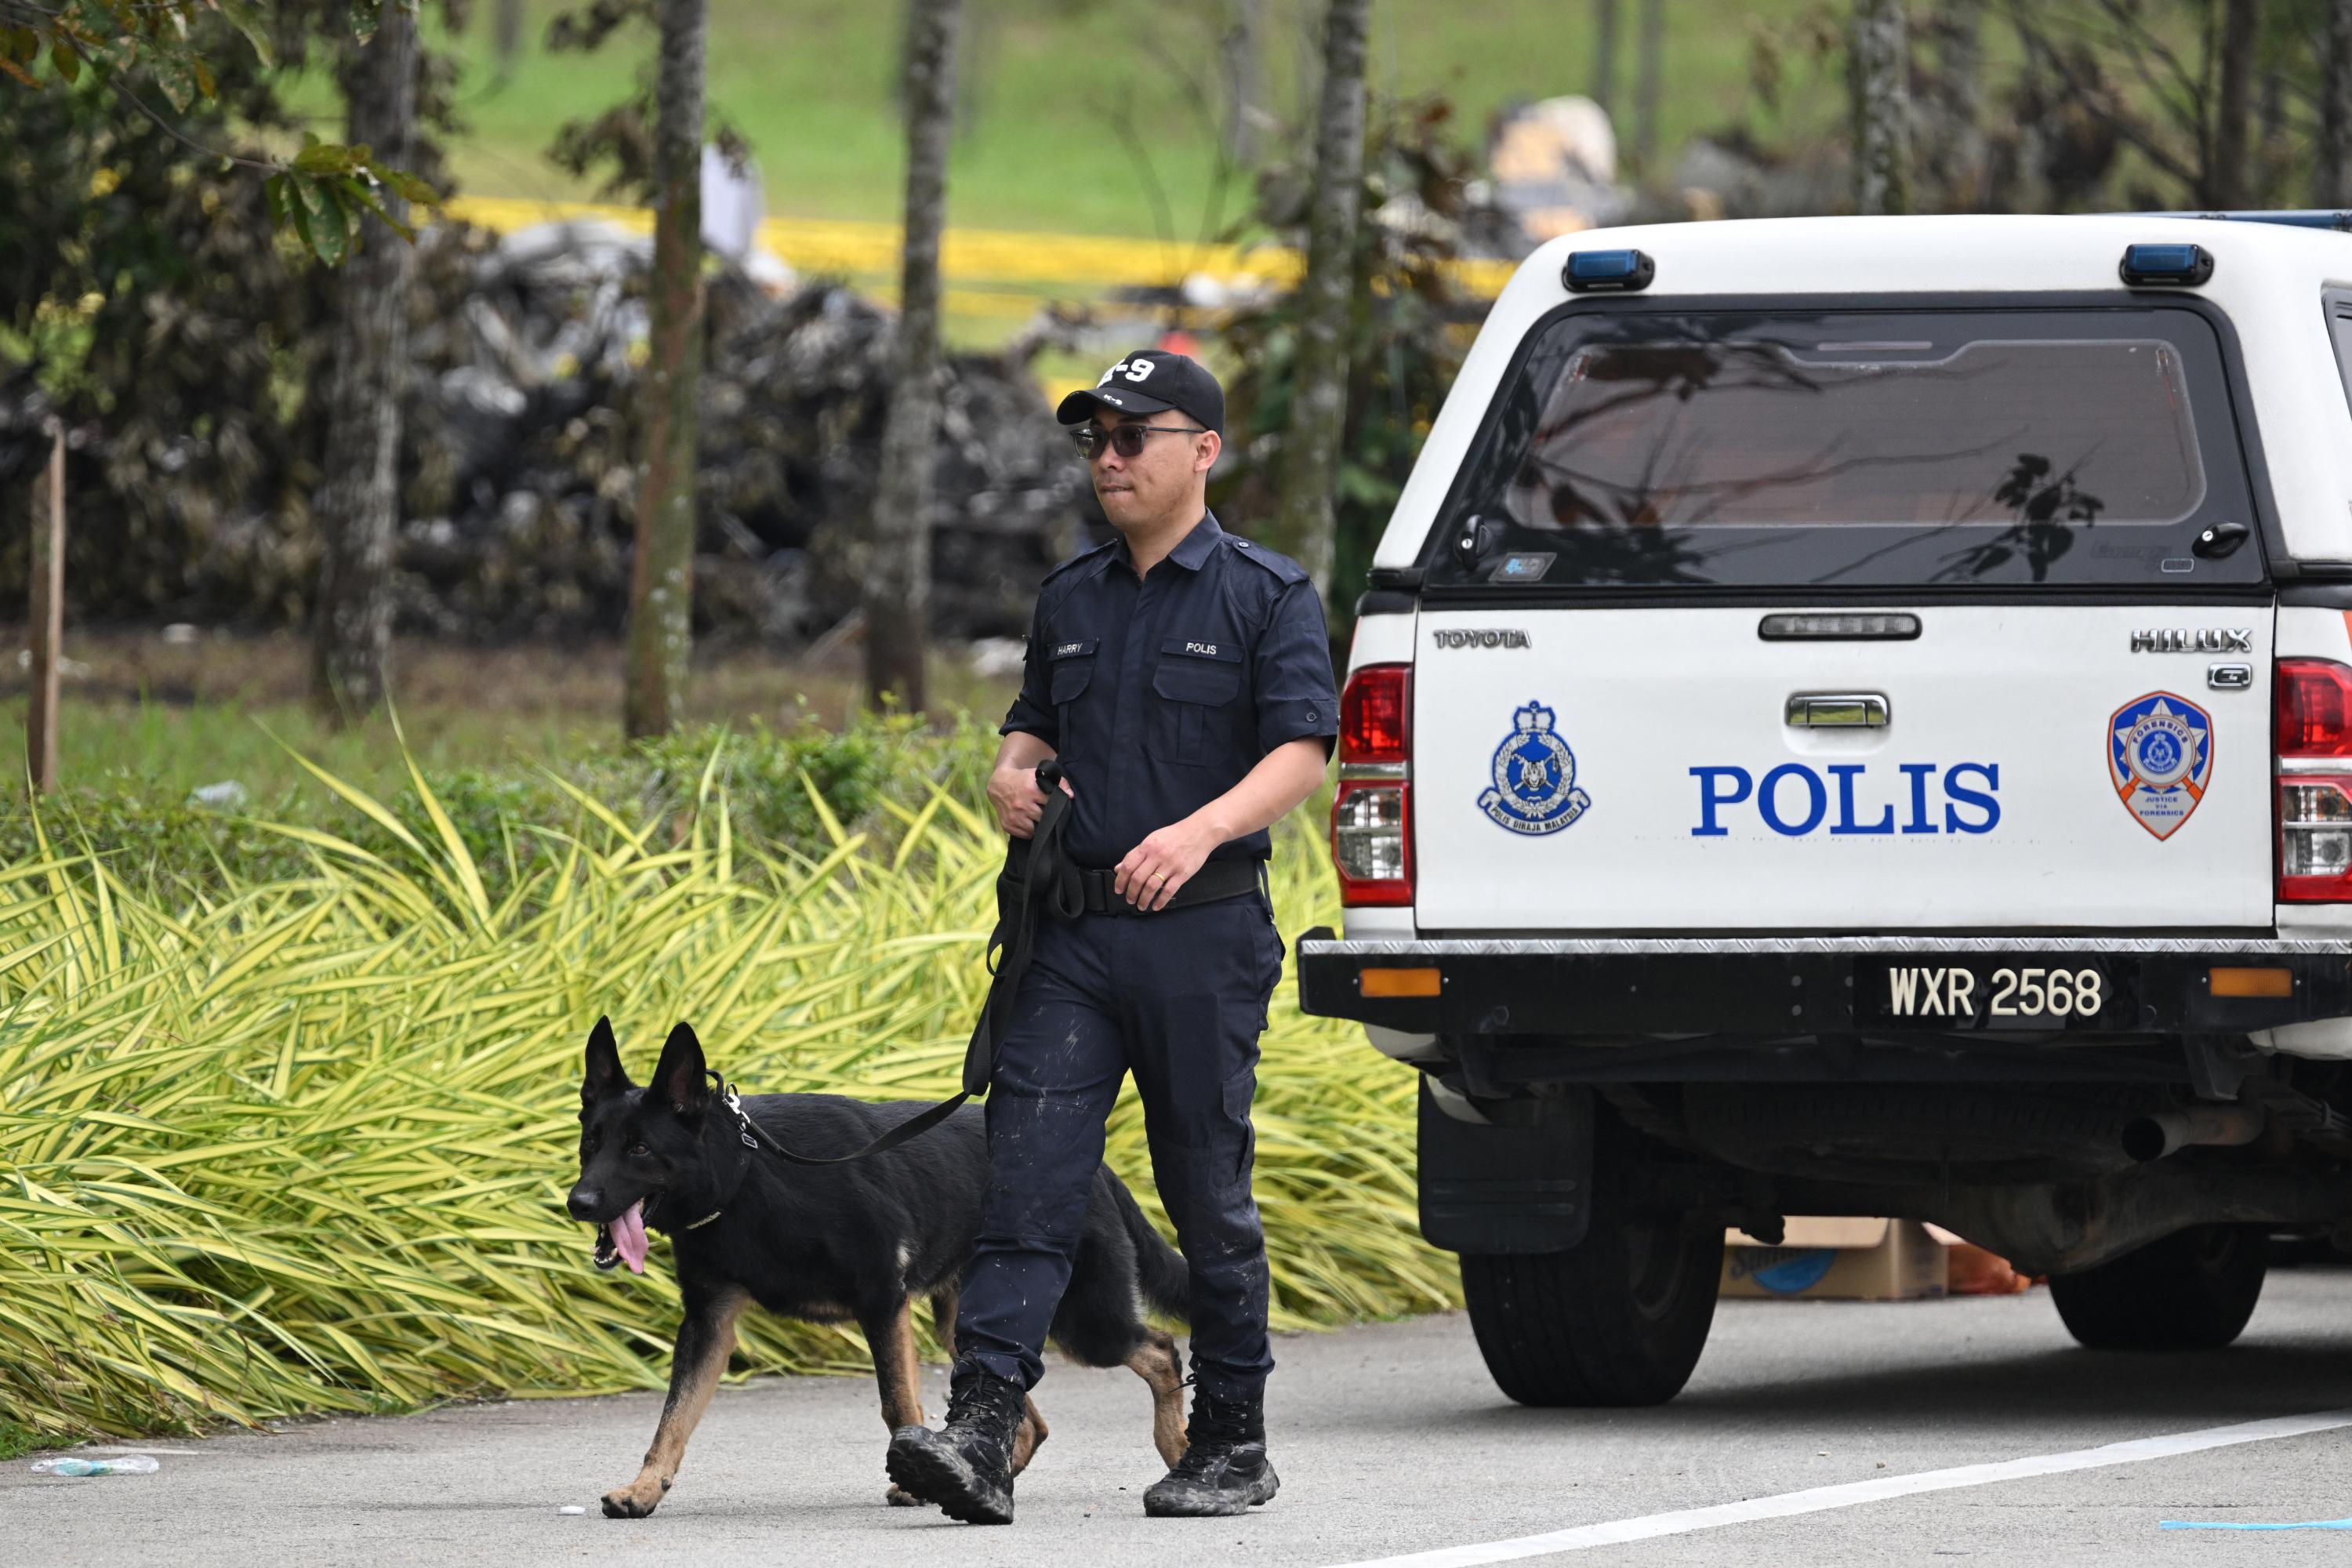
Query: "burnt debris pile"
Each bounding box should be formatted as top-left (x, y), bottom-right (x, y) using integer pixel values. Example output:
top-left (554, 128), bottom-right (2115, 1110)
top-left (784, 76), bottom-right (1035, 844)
top-left (2, 218), bottom-right (1087, 645)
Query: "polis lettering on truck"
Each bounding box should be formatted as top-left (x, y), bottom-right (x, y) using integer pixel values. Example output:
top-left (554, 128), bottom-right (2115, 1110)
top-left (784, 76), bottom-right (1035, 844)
top-left (1689, 761), bottom-right (2002, 837)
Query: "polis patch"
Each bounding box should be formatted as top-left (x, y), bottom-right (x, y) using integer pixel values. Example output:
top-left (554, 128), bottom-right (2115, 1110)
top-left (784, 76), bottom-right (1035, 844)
top-left (1477, 700), bottom-right (1591, 836)
top-left (2110, 691), bottom-right (2213, 840)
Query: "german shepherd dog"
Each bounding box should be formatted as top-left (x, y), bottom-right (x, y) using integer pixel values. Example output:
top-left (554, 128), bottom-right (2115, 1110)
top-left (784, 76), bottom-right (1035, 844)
top-left (567, 1017), bottom-right (1192, 1518)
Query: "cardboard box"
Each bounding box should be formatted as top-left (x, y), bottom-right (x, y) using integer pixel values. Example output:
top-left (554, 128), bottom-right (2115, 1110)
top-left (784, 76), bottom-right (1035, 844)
top-left (1719, 1217), bottom-right (1949, 1301)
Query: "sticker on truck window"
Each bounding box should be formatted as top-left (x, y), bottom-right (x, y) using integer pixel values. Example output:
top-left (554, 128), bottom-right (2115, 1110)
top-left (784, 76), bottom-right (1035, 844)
top-left (2109, 691), bottom-right (2213, 840)
top-left (1477, 701), bottom-right (1592, 836)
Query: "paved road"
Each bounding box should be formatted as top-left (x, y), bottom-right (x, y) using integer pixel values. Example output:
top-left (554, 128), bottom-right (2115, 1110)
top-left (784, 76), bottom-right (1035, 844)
top-left (12, 1267), bottom-right (2352, 1567)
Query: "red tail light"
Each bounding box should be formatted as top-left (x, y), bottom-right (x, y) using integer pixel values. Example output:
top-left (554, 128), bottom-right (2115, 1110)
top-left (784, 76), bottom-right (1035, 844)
top-left (2278, 659), bottom-right (2352, 758)
top-left (1333, 664), bottom-right (1413, 907)
top-left (2278, 659), bottom-right (2352, 902)
top-left (1340, 663), bottom-right (1410, 764)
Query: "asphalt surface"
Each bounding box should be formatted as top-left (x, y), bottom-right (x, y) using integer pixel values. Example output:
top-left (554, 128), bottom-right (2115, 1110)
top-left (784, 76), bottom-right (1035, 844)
top-left (11, 1268), bottom-right (2352, 1567)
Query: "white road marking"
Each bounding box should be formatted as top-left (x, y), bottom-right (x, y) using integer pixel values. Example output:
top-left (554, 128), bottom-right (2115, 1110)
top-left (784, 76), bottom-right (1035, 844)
top-left (1319, 1408), bottom-right (2352, 1568)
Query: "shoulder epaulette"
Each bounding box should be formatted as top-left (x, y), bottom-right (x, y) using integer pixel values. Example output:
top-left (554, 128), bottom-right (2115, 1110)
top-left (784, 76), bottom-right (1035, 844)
top-left (1224, 535), bottom-right (1311, 587)
top-left (1040, 538), bottom-right (1118, 585)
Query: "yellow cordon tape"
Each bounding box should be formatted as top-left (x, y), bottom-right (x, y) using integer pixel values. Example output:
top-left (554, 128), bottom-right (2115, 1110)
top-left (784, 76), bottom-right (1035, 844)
top-left (442, 194), bottom-right (1514, 299)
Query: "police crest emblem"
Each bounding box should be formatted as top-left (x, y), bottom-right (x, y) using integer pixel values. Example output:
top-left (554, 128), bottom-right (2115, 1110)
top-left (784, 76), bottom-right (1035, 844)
top-left (1478, 701), bottom-right (1592, 836)
top-left (2108, 691), bottom-right (2214, 840)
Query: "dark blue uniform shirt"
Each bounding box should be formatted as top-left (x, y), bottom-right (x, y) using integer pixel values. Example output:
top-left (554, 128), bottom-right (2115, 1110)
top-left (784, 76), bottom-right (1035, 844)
top-left (1001, 512), bottom-right (1339, 868)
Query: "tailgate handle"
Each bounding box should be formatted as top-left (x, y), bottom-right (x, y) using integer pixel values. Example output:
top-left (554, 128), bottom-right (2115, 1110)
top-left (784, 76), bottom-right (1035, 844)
top-left (1786, 693), bottom-right (1889, 728)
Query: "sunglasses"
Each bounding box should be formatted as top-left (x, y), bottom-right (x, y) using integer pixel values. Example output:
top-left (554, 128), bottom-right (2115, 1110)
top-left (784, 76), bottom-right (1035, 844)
top-left (1071, 423), bottom-right (1206, 461)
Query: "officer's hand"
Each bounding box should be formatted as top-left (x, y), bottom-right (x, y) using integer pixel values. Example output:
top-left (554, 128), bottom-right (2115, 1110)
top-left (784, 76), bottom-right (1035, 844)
top-left (988, 764), bottom-right (1071, 839)
top-left (1115, 820), bottom-right (1218, 912)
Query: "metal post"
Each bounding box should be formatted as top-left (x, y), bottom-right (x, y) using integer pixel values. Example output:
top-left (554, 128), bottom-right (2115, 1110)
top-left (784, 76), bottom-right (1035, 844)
top-left (25, 416), bottom-right (64, 794)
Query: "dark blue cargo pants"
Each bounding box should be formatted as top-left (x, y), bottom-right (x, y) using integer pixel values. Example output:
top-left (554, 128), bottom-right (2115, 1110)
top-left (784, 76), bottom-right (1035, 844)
top-left (955, 889), bottom-right (1283, 1399)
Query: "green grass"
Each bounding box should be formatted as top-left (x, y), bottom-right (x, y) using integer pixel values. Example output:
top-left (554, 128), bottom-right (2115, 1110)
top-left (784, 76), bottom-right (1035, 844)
top-left (0, 631), bottom-right (1017, 810)
top-left (411, 0), bottom-right (1831, 239)
top-left (0, 1421), bottom-right (42, 1461)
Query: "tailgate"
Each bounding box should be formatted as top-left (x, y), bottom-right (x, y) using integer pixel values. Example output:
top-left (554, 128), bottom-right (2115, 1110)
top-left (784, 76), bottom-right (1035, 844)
top-left (1411, 604), bottom-right (2274, 931)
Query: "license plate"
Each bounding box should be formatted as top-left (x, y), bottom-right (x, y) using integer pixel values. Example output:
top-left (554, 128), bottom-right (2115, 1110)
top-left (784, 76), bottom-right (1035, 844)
top-left (1853, 957), bottom-right (2134, 1029)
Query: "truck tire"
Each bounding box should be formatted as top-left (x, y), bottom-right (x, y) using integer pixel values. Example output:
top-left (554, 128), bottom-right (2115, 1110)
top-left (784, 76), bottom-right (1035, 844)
top-left (2049, 1224), bottom-right (2267, 1351)
top-left (1459, 1205), bottom-right (1722, 1406)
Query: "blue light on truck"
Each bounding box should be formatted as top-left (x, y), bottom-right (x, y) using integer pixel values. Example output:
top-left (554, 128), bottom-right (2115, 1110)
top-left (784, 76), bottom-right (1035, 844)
top-left (1563, 249), bottom-right (1655, 292)
top-left (2119, 243), bottom-right (2214, 286)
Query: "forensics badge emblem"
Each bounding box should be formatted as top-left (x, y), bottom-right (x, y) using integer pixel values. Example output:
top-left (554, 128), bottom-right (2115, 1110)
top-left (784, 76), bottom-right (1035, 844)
top-left (2109, 691), bottom-right (2213, 840)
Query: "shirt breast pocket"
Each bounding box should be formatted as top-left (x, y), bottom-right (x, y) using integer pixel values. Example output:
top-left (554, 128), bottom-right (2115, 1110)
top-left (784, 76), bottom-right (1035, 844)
top-left (1149, 637), bottom-right (1246, 765)
top-left (1048, 637), bottom-right (1098, 712)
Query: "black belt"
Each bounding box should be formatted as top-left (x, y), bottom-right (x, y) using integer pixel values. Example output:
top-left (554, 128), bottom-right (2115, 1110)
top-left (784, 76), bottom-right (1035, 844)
top-left (1000, 849), bottom-right (1263, 917)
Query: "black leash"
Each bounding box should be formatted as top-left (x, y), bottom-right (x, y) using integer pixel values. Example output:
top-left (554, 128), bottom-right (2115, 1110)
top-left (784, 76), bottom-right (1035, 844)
top-left (692, 760), bottom-right (1082, 1171)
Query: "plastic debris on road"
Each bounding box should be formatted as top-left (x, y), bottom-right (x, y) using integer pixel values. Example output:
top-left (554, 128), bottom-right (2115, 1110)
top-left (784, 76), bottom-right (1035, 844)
top-left (31, 1456), bottom-right (161, 1476)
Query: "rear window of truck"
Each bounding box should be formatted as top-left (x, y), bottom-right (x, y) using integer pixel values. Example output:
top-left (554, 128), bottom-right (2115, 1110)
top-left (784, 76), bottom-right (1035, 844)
top-left (1425, 306), bottom-right (2263, 590)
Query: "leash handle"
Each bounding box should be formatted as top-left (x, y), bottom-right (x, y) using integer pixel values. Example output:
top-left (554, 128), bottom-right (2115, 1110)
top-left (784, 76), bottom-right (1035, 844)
top-left (963, 755), bottom-right (1078, 1093)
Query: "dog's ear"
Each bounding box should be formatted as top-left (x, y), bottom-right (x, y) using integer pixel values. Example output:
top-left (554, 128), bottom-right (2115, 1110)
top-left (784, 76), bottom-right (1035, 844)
top-left (651, 1022), bottom-right (710, 1119)
top-left (583, 1015), bottom-right (632, 1106)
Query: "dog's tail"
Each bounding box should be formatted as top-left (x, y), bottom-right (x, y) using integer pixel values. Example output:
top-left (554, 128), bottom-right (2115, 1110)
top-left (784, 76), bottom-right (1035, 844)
top-left (1110, 1174), bottom-right (1192, 1320)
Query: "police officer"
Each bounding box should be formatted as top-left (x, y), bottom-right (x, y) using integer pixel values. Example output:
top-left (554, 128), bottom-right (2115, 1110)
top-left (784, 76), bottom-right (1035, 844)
top-left (885, 350), bottom-right (1337, 1523)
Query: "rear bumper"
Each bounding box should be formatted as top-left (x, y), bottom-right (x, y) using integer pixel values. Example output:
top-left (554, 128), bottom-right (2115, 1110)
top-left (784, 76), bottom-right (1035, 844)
top-left (1297, 929), bottom-right (2352, 1038)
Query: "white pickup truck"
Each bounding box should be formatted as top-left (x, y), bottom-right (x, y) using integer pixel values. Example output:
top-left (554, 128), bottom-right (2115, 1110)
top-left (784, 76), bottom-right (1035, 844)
top-left (1298, 212), bottom-right (2352, 1406)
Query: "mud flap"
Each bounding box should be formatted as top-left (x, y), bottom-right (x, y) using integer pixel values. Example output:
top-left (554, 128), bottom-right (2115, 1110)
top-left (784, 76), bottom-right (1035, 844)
top-left (1417, 1077), bottom-right (1593, 1254)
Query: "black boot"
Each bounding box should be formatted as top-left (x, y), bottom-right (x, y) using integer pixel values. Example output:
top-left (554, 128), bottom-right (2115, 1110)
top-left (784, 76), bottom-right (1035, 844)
top-left (886, 1362), bottom-right (1025, 1525)
top-left (1143, 1385), bottom-right (1279, 1517)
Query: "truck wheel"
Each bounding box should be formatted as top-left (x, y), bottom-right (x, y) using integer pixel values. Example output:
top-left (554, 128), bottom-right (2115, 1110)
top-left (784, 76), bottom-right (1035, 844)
top-left (1459, 1206), bottom-right (1722, 1406)
top-left (2049, 1224), bottom-right (2267, 1351)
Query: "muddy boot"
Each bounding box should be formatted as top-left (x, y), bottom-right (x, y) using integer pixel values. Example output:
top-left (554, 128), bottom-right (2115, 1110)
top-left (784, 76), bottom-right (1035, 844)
top-left (1143, 1386), bottom-right (1279, 1517)
top-left (886, 1362), bottom-right (1025, 1525)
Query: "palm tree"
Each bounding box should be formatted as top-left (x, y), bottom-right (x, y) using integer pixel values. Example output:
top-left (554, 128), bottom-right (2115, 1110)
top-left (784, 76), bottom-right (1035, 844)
top-left (1268, 0), bottom-right (1370, 605)
top-left (625, 0), bottom-right (708, 739)
top-left (312, 0), bottom-right (419, 723)
top-left (1849, 0), bottom-right (1909, 215)
top-left (863, 0), bottom-right (964, 712)
top-left (2323, 0), bottom-right (2352, 208)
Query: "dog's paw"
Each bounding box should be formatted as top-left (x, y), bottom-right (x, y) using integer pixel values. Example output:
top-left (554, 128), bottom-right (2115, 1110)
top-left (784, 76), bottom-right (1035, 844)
top-left (601, 1477), bottom-right (667, 1519)
top-left (886, 1483), bottom-right (924, 1507)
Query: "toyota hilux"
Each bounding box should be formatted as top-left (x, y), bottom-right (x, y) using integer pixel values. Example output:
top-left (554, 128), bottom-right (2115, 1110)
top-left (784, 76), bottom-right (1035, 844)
top-left (1299, 212), bottom-right (2352, 1406)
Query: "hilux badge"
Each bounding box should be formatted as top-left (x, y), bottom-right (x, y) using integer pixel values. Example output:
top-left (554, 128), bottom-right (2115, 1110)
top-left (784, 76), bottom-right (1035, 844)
top-left (2109, 691), bottom-right (2214, 840)
top-left (1478, 701), bottom-right (1591, 836)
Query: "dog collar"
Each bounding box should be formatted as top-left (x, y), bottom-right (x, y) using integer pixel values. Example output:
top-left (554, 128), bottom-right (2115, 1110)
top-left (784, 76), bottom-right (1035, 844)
top-left (673, 1077), bottom-right (761, 1233)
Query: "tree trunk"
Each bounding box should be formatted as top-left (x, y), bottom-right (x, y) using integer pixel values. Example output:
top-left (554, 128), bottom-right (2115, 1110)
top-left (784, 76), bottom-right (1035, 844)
top-left (1592, 0), bottom-right (1620, 115)
top-left (1220, 0), bottom-right (1266, 168)
top-left (625, 0), bottom-right (706, 739)
top-left (495, 0), bottom-right (524, 78)
top-left (25, 418), bottom-right (64, 794)
top-left (2323, 0), bottom-right (2352, 208)
top-left (1849, 0), bottom-right (1910, 216)
top-left (1267, 0), bottom-right (1369, 604)
top-left (2206, 0), bottom-right (2261, 207)
top-left (1937, 0), bottom-right (1987, 209)
top-left (310, 0), bottom-right (418, 725)
top-left (862, 0), bottom-right (962, 713)
top-left (1633, 0), bottom-right (1663, 174)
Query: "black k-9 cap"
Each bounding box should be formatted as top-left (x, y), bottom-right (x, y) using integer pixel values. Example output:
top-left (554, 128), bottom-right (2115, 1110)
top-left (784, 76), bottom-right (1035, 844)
top-left (1054, 348), bottom-right (1225, 436)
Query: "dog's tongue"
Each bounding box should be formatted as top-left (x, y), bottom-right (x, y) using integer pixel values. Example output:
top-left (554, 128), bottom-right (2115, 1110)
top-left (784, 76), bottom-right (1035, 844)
top-left (612, 1200), bottom-right (648, 1275)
